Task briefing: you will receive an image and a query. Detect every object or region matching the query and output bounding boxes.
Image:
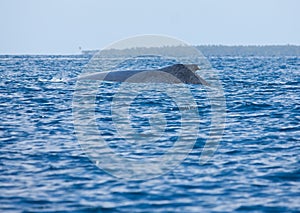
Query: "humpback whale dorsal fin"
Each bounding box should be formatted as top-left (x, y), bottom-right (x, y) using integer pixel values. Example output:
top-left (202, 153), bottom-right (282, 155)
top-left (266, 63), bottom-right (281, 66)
top-left (158, 63), bottom-right (210, 86)
top-left (159, 64), bottom-right (200, 72)
top-left (184, 64), bottom-right (200, 72)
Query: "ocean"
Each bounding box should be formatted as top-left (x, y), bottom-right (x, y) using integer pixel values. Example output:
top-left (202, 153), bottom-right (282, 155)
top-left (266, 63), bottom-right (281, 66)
top-left (0, 54), bottom-right (299, 212)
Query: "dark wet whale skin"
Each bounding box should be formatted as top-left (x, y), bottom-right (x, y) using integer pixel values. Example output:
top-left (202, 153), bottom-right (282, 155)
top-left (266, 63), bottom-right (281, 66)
top-left (159, 64), bottom-right (209, 85)
top-left (78, 64), bottom-right (210, 85)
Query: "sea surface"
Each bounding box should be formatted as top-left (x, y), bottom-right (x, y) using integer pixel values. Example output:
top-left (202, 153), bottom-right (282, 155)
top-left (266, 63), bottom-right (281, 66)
top-left (0, 54), bottom-right (299, 212)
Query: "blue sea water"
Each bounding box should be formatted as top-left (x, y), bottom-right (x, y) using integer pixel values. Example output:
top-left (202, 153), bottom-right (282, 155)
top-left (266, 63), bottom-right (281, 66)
top-left (0, 54), bottom-right (299, 212)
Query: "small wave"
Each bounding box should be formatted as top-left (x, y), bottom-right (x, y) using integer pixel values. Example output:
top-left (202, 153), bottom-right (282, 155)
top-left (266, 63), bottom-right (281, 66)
top-left (38, 76), bottom-right (67, 83)
top-left (49, 76), bottom-right (67, 83)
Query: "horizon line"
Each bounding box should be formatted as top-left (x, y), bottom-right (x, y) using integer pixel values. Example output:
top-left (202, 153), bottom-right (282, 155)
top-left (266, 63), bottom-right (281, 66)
top-left (1, 44), bottom-right (300, 56)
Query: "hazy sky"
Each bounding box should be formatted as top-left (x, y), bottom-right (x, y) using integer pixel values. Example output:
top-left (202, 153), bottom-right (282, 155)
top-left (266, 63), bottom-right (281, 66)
top-left (0, 0), bottom-right (299, 54)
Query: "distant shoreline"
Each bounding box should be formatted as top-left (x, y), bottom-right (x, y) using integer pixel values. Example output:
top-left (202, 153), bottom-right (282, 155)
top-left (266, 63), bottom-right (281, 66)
top-left (197, 45), bottom-right (300, 57)
top-left (1, 45), bottom-right (300, 56)
top-left (81, 45), bottom-right (300, 57)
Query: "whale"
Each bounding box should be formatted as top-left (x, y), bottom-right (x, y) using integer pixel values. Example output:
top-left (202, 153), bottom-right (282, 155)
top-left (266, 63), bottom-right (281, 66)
top-left (77, 64), bottom-right (210, 86)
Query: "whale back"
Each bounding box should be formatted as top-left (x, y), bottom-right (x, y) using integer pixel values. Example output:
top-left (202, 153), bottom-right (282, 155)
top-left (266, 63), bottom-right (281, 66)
top-left (76, 63), bottom-right (210, 86)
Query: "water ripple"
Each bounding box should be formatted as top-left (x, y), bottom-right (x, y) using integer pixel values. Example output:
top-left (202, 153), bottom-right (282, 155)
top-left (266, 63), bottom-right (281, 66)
top-left (0, 55), bottom-right (299, 212)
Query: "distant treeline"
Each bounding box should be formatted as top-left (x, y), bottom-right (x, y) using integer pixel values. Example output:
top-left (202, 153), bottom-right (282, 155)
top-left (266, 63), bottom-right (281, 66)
top-left (82, 45), bottom-right (300, 57)
top-left (197, 45), bottom-right (300, 57)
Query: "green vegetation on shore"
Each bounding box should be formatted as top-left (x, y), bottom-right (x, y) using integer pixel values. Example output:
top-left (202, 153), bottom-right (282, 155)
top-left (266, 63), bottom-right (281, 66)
top-left (82, 45), bottom-right (300, 57)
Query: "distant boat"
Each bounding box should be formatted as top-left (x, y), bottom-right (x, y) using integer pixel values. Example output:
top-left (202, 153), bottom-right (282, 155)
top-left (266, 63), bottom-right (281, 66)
top-left (81, 50), bottom-right (99, 56)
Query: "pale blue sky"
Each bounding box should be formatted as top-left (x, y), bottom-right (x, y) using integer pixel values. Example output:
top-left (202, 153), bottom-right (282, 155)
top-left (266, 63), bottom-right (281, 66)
top-left (0, 0), bottom-right (299, 54)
